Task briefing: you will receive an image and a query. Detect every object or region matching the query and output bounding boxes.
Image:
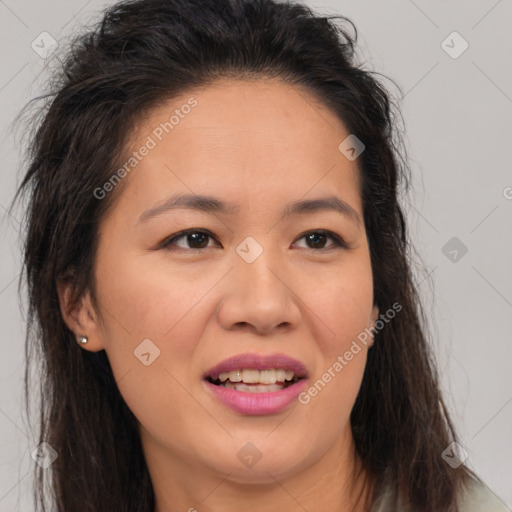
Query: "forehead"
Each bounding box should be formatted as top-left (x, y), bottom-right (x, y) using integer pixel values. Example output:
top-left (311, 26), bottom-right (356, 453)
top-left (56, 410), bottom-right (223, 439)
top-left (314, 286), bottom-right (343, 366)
top-left (110, 79), bottom-right (362, 220)
top-left (146, 78), bottom-right (347, 148)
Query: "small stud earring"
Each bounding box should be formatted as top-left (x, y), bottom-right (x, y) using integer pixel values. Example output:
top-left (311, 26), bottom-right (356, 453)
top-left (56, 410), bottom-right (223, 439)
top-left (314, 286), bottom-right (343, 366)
top-left (78, 335), bottom-right (89, 345)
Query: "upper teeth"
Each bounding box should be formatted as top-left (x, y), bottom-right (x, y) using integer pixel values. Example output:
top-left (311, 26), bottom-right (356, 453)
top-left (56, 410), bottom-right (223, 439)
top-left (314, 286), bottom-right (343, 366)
top-left (217, 368), bottom-right (295, 384)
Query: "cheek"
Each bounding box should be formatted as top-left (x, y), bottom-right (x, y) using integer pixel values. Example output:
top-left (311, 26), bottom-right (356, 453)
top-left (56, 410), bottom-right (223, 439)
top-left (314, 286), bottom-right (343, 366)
top-left (96, 251), bottom-right (224, 344)
top-left (92, 252), bottom-right (226, 420)
top-left (297, 258), bottom-right (374, 412)
top-left (93, 257), bottom-right (229, 450)
top-left (301, 259), bottom-right (374, 354)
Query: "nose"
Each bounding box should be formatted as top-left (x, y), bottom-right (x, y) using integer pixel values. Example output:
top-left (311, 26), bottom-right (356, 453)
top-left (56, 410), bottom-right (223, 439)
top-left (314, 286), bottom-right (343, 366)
top-left (216, 248), bottom-right (302, 336)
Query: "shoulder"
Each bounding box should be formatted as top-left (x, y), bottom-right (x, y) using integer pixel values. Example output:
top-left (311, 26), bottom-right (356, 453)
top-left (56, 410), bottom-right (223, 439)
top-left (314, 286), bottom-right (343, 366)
top-left (457, 477), bottom-right (511, 512)
top-left (370, 476), bottom-right (511, 512)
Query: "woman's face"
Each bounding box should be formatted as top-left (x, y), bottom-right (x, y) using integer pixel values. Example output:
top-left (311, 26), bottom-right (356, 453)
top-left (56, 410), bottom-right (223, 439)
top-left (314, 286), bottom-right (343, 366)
top-left (70, 79), bottom-right (378, 488)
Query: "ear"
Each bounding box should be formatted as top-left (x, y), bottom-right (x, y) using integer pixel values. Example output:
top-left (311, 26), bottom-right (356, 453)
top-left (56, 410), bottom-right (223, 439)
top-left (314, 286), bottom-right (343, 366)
top-left (370, 304), bottom-right (379, 327)
top-left (369, 304), bottom-right (379, 347)
top-left (56, 278), bottom-right (105, 352)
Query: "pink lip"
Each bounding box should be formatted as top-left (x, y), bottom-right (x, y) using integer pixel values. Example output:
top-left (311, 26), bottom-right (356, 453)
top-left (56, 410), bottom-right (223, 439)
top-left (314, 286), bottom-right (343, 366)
top-left (203, 378), bottom-right (309, 415)
top-left (203, 352), bottom-right (308, 380)
top-left (202, 352), bottom-right (309, 415)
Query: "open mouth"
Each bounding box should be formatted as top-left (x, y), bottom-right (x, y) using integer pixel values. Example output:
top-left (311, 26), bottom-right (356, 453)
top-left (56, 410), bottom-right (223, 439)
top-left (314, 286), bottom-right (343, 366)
top-left (205, 368), bottom-right (304, 393)
top-left (203, 357), bottom-right (309, 414)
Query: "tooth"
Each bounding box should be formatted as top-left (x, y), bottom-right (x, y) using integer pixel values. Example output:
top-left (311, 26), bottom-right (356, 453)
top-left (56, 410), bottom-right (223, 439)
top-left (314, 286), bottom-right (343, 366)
top-left (259, 369), bottom-right (277, 384)
top-left (275, 368), bottom-right (286, 382)
top-left (218, 368), bottom-right (297, 385)
top-left (228, 369), bottom-right (242, 382)
top-left (242, 369), bottom-right (260, 383)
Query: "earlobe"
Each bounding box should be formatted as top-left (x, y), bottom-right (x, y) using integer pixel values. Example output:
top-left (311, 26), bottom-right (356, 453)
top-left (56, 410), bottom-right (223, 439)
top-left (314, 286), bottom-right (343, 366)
top-left (56, 279), bottom-right (104, 351)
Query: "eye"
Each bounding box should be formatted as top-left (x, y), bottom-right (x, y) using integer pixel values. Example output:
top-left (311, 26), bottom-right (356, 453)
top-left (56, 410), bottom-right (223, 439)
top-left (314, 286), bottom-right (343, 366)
top-left (160, 229), bottom-right (220, 250)
top-left (160, 228), bottom-right (348, 252)
top-left (292, 230), bottom-right (348, 251)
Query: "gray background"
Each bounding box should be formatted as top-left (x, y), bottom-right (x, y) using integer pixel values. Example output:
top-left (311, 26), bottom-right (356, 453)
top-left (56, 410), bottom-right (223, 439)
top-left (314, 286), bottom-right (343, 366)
top-left (1, 0), bottom-right (511, 510)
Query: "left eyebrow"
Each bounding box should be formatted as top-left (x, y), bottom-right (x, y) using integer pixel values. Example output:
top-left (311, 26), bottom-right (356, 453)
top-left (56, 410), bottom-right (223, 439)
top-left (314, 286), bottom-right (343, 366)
top-left (281, 196), bottom-right (361, 226)
top-left (138, 193), bottom-right (361, 226)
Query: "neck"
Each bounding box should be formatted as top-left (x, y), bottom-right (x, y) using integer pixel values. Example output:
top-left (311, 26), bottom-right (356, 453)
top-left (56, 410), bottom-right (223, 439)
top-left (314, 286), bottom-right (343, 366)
top-left (146, 424), bottom-right (374, 512)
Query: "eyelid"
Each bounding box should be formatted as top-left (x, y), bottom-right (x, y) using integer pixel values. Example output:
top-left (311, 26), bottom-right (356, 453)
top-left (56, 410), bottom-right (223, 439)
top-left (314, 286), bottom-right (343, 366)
top-left (160, 228), bottom-right (349, 252)
top-left (292, 229), bottom-right (349, 250)
top-left (160, 228), bottom-right (219, 250)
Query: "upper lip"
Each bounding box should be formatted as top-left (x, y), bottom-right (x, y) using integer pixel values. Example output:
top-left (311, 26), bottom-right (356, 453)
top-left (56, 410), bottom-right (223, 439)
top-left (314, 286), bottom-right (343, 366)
top-left (204, 352), bottom-right (309, 381)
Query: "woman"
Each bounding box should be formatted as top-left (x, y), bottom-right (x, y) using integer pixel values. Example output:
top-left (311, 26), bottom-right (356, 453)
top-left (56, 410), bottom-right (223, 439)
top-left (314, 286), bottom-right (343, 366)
top-left (13, 0), bottom-right (508, 510)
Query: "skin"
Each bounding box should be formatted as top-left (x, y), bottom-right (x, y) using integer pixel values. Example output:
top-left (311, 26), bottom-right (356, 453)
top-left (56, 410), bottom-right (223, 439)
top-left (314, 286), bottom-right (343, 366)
top-left (59, 78), bottom-right (379, 512)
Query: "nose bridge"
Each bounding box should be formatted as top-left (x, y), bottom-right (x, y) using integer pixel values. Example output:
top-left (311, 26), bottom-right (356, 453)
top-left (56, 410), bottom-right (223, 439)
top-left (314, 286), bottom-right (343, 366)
top-left (235, 239), bottom-right (289, 309)
top-left (216, 237), bottom-right (301, 333)
top-left (240, 251), bottom-right (282, 299)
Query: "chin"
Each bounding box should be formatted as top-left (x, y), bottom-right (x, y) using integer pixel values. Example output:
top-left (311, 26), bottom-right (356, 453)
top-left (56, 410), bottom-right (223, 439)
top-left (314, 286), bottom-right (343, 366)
top-left (201, 438), bottom-right (318, 484)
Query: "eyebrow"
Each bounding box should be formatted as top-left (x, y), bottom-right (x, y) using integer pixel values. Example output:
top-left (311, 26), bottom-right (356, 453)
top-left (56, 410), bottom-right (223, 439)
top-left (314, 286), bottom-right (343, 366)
top-left (138, 193), bottom-right (361, 226)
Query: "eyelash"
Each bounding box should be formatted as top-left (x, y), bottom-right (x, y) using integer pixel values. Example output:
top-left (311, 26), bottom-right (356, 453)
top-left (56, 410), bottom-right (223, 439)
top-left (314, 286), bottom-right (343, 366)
top-left (160, 228), bottom-right (348, 252)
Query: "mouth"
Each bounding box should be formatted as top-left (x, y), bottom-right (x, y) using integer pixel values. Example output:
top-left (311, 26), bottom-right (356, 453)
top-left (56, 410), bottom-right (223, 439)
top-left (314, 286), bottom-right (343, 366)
top-left (203, 352), bottom-right (308, 391)
top-left (205, 368), bottom-right (304, 392)
top-left (202, 353), bottom-right (309, 415)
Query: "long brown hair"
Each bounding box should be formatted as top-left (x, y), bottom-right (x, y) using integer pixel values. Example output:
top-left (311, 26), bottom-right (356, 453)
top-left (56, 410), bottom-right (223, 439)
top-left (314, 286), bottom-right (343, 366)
top-left (13, 0), bottom-right (476, 510)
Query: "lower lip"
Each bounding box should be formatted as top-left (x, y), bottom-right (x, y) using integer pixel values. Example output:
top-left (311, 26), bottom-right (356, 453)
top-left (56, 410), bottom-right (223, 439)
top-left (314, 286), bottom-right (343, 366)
top-left (203, 379), bottom-right (308, 415)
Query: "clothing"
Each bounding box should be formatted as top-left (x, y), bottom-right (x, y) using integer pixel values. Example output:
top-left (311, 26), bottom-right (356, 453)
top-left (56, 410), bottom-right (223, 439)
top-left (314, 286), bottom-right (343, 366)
top-left (457, 479), bottom-right (512, 512)
top-left (370, 476), bottom-right (511, 512)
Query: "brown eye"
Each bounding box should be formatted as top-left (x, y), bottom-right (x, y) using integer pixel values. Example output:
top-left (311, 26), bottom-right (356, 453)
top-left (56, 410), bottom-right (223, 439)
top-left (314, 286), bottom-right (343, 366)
top-left (305, 232), bottom-right (328, 249)
top-left (161, 229), bottom-right (219, 250)
top-left (293, 230), bottom-right (347, 251)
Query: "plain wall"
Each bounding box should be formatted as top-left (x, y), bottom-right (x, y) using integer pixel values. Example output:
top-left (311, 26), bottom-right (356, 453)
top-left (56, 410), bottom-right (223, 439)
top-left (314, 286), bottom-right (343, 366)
top-left (1, 0), bottom-right (510, 510)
